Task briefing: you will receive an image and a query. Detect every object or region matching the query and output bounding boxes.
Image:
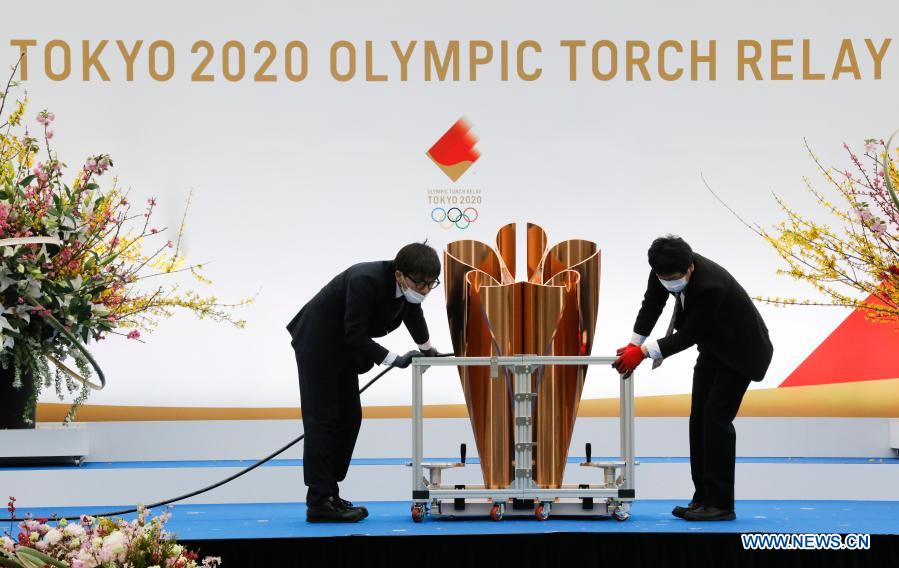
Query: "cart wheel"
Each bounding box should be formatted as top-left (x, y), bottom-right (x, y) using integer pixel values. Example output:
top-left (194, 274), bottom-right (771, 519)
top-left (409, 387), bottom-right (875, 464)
top-left (535, 503), bottom-right (550, 521)
top-left (612, 508), bottom-right (630, 522)
top-left (411, 504), bottom-right (425, 523)
top-left (490, 503), bottom-right (504, 521)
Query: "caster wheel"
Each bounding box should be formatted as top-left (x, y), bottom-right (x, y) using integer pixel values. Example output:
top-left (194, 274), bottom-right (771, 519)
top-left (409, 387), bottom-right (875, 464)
top-left (535, 503), bottom-right (550, 521)
top-left (411, 505), bottom-right (425, 523)
top-left (490, 503), bottom-right (504, 521)
top-left (612, 509), bottom-right (630, 522)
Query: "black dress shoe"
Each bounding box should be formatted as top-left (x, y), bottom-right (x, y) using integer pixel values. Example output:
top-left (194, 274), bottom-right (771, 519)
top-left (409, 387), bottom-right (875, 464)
top-left (306, 496), bottom-right (365, 523)
top-left (338, 497), bottom-right (369, 519)
top-left (683, 506), bottom-right (736, 521)
top-left (671, 501), bottom-right (701, 519)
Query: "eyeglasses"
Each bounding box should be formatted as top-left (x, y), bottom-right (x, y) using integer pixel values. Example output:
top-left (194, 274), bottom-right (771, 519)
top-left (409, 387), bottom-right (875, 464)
top-left (404, 274), bottom-right (440, 290)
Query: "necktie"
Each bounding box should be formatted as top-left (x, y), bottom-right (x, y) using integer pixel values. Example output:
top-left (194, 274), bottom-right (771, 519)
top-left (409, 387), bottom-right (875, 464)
top-left (652, 292), bottom-right (683, 369)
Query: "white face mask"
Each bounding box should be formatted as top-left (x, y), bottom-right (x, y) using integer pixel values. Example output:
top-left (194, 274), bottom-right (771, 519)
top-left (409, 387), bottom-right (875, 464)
top-left (658, 276), bottom-right (688, 294)
top-left (401, 284), bottom-right (426, 304)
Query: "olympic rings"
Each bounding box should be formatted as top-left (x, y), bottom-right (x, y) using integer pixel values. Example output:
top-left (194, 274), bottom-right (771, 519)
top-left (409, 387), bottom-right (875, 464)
top-left (431, 207), bottom-right (478, 230)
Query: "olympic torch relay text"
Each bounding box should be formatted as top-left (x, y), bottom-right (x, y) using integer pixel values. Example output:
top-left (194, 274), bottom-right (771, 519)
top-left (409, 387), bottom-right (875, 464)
top-left (8, 38), bottom-right (892, 83)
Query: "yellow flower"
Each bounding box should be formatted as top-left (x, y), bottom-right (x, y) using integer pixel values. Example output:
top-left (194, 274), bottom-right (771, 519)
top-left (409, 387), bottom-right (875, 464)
top-left (758, 140), bottom-right (899, 321)
top-left (7, 97), bottom-right (27, 126)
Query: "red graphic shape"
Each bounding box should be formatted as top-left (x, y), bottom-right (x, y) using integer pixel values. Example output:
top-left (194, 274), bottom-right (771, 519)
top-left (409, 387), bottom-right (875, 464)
top-left (780, 293), bottom-right (899, 387)
top-left (428, 118), bottom-right (480, 167)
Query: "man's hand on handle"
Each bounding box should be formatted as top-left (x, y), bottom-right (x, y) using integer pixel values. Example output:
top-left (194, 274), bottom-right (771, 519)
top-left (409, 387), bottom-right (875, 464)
top-left (616, 342), bottom-right (638, 356)
top-left (612, 343), bottom-right (647, 378)
top-left (392, 350), bottom-right (425, 369)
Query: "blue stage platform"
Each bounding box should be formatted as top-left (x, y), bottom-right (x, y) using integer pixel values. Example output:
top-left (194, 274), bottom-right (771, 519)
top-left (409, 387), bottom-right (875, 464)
top-left (7, 500), bottom-right (899, 566)
top-left (9, 500), bottom-right (899, 538)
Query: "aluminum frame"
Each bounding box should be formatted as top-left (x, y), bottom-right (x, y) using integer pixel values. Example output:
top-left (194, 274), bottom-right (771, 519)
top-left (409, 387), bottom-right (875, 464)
top-left (410, 355), bottom-right (636, 519)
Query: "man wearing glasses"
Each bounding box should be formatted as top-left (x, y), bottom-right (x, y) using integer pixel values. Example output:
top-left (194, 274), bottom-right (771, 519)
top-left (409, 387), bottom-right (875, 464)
top-left (286, 242), bottom-right (444, 522)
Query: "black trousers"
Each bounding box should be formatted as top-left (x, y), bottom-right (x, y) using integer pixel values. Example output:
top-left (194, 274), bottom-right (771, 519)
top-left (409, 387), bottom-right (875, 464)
top-left (689, 352), bottom-right (751, 510)
top-left (294, 348), bottom-right (362, 505)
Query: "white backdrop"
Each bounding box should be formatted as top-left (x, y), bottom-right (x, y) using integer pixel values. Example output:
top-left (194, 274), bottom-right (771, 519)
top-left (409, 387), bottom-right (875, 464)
top-left (6, 0), bottom-right (897, 407)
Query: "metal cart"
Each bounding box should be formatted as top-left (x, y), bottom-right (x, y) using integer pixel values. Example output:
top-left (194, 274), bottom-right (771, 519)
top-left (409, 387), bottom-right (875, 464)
top-left (409, 355), bottom-right (636, 522)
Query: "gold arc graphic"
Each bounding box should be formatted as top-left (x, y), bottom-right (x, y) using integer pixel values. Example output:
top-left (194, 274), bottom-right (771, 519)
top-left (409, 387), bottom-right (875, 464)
top-left (36, 379), bottom-right (899, 422)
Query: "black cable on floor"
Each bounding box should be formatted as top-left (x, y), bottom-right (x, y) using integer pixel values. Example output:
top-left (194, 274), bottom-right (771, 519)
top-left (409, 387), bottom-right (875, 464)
top-left (1, 356), bottom-right (447, 523)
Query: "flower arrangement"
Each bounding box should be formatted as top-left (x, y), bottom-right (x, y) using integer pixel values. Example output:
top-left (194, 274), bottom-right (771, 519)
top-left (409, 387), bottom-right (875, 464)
top-left (0, 58), bottom-right (252, 422)
top-left (2, 497), bottom-right (221, 568)
top-left (753, 138), bottom-right (899, 320)
top-left (709, 136), bottom-right (899, 322)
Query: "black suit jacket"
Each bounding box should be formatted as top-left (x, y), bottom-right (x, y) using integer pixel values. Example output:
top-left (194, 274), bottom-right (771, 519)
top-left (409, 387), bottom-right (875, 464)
top-left (633, 253), bottom-right (773, 381)
top-left (287, 260), bottom-right (430, 373)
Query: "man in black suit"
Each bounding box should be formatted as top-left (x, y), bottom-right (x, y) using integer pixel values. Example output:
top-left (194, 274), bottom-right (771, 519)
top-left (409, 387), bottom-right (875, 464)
top-left (287, 242), bottom-right (444, 522)
top-left (613, 236), bottom-right (773, 521)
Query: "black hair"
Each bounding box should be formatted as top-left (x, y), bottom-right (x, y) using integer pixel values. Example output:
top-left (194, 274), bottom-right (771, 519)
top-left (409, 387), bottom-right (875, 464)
top-left (394, 241), bottom-right (441, 279)
top-left (647, 235), bottom-right (694, 276)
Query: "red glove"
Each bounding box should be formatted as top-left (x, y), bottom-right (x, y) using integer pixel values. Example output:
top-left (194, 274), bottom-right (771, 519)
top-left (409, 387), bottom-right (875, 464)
top-left (612, 343), bottom-right (646, 376)
top-left (616, 343), bottom-right (637, 356)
